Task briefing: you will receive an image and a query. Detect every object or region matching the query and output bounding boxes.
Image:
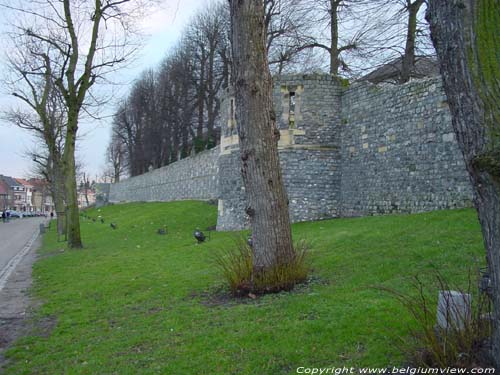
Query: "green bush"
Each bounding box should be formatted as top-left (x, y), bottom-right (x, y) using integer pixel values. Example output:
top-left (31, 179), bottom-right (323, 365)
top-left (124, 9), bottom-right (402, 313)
top-left (381, 271), bottom-right (494, 368)
top-left (212, 237), bottom-right (309, 296)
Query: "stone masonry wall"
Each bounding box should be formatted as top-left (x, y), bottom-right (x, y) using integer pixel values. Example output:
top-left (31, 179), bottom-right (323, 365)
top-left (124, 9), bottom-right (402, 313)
top-left (107, 74), bottom-right (473, 231)
top-left (108, 147), bottom-right (219, 203)
top-left (340, 77), bottom-right (473, 216)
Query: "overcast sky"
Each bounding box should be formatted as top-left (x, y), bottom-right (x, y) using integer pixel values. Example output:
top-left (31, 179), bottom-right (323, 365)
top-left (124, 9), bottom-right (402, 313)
top-left (0, 0), bottom-right (212, 180)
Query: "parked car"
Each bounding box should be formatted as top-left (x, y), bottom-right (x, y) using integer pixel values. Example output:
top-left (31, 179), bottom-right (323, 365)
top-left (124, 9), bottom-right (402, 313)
top-left (6, 210), bottom-right (22, 218)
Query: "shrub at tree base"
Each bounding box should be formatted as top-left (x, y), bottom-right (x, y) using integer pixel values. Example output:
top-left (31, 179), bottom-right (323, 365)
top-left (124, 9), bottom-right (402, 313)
top-left (381, 273), bottom-right (494, 368)
top-left (213, 238), bottom-right (309, 296)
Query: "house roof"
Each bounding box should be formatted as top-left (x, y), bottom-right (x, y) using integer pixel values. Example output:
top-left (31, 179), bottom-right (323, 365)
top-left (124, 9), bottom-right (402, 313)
top-left (15, 178), bottom-right (33, 187)
top-left (28, 178), bottom-right (49, 191)
top-left (359, 56), bottom-right (439, 84)
top-left (0, 175), bottom-right (22, 187)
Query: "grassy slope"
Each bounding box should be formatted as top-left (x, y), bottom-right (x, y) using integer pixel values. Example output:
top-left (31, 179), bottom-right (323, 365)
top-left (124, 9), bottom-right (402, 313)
top-left (5, 201), bottom-right (485, 374)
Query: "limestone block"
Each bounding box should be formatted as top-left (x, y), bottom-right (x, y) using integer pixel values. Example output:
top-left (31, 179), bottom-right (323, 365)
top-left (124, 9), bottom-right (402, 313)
top-left (437, 290), bottom-right (471, 330)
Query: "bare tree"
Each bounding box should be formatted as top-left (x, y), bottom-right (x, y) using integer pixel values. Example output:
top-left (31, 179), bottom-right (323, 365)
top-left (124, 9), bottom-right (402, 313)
top-left (106, 132), bottom-right (127, 183)
top-left (2, 0), bottom-right (150, 247)
top-left (158, 45), bottom-right (197, 160)
top-left (264, 0), bottom-right (316, 74)
top-left (80, 172), bottom-right (91, 208)
top-left (110, 3), bottom-right (231, 172)
top-left (27, 140), bottom-right (67, 236)
top-left (185, 3), bottom-right (230, 151)
top-left (399, 0), bottom-right (426, 83)
top-left (2, 33), bottom-right (68, 236)
top-left (293, 0), bottom-right (368, 75)
top-left (355, 0), bottom-right (434, 81)
top-left (229, 0), bottom-right (294, 277)
top-left (427, 0), bottom-right (500, 365)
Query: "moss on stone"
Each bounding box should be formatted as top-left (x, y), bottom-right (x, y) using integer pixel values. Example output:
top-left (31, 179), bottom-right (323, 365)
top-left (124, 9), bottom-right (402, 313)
top-left (471, 1), bottom-right (500, 151)
top-left (472, 149), bottom-right (500, 178)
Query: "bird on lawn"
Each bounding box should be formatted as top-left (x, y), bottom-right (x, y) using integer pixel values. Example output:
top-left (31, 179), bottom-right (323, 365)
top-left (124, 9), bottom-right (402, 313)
top-left (100, 218), bottom-right (105, 224)
top-left (193, 228), bottom-right (206, 243)
top-left (157, 226), bottom-right (167, 235)
top-left (110, 222), bottom-right (117, 230)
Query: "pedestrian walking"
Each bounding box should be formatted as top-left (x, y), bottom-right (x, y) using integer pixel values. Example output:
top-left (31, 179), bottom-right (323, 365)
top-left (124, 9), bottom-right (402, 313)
top-left (1, 211), bottom-right (5, 223)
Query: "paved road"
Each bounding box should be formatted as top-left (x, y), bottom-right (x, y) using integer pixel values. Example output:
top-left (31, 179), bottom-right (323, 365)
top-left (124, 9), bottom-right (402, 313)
top-left (0, 217), bottom-right (47, 370)
top-left (0, 217), bottom-right (46, 284)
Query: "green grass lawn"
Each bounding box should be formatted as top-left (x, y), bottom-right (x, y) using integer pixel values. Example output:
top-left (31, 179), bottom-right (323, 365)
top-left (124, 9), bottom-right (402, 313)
top-left (4, 201), bottom-right (485, 374)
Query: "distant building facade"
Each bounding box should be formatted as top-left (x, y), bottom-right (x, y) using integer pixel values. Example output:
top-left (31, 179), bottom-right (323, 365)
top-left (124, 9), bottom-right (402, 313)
top-left (15, 178), bottom-right (34, 212)
top-left (0, 175), bottom-right (55, 212)
top-left (29, 178), bottom-right (55, 213)
top-left (0, 179), bottom-right (12, 211)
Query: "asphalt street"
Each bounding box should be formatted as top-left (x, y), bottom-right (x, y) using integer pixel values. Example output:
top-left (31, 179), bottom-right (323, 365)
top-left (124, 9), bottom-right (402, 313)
top-left (0, 217), bottom-right (47, 370)
top-left (0, 217), bottom-right (46, 284)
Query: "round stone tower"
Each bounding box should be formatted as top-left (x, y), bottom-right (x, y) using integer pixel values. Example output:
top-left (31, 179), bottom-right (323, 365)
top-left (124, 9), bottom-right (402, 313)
top-left (217, 74), bottom-right (343, 231)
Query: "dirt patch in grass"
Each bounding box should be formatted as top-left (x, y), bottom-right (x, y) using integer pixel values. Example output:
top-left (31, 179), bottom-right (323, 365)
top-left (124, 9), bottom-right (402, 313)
top-left (191, 275), bottom-right (330, 308)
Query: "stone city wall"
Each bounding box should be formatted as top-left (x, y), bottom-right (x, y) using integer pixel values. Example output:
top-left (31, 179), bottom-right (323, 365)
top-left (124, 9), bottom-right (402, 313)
top-left (340, 77), bottom-right (472, 216)
top-left (108, 74), bottom-right (473, 231)
top-left (108, 147), bottom-right (219, 203)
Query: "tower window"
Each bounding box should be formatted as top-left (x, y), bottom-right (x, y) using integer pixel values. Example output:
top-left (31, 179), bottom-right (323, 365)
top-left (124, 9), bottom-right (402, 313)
top-left (289, 92), bottom-right (296, 127)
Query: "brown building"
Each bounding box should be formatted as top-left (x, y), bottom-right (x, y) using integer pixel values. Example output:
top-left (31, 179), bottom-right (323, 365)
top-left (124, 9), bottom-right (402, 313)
top-left (0, 175), bottom-right (24, 211)
top-left (0, 179), bottom-right (12, 211)
top-left (29, 178), bottom-right (55, 213)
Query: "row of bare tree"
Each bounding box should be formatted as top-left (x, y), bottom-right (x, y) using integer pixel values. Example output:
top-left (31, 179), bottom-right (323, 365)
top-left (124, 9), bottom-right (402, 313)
top-left (107, 0), bottom-right (432, 179)
top-left (107, 3), bottom-right (230, 178)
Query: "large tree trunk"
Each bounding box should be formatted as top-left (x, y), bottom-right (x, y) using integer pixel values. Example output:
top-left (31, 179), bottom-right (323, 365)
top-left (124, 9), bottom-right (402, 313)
top-left (427, 0), bottom-right (500, 366)
top-left (63, 115), bottom-right (82, 248)
top-left (329, 0), bottom-right (340, 75)
top-left (52, 159), bottom-right (67, 238)
top-left (399, 0), bottom-right (425, 83)
top-left (206, 45), bottom-right (216, 148)
top-left (229, 0), bottom-right (294, 273)
top-left (196, 49), bottom-right (206, 148)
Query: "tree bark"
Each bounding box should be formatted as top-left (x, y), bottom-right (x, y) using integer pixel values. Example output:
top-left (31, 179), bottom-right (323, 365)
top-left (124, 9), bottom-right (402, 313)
top-left (329, 0), bottom-right (340, 75)
top-left (51, 156), bottom-right (67, 237)
top-left (63, 113), bottom-right (82, 248)
top-left (196, 48), bottom-right (206, 147)
top-left (427, 0), bottom-right (500, 366)
top-left (399, 0), bottom-right (425, 83)
top-left (229, 0), bottom-right (294, 272)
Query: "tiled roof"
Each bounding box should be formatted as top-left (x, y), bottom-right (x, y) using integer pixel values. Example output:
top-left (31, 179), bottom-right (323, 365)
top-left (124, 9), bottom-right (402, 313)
top-left (0, 175), bottom-right (22, 187)
top-left (359, 56), bottom-right (439, 84)
top-left (29, 178), bottom-right (48, 190)
top-left (15, 178), bottom-right (33, 187)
